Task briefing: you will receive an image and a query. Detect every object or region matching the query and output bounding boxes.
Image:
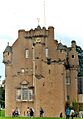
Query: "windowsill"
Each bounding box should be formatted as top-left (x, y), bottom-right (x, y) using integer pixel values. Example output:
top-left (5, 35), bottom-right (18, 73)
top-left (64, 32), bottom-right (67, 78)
top-left (16, 100), bottom-right (34, 102)
top-left (66, 83), bottom-right (71, 85)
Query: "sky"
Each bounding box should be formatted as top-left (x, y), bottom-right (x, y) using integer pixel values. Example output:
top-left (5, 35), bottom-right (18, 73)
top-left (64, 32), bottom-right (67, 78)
top-left (0, 0), bottom-right (83, 80)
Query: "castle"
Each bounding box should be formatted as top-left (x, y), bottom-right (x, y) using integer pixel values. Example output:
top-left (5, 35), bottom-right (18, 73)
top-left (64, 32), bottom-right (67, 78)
top-left (3, 26), bottom-right (82, 117)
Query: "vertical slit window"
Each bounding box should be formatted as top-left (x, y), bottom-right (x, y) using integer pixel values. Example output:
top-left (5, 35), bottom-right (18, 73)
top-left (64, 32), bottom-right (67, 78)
top-left (45, 48), bottom-right (48, 58)
top-left (28, 89), bottom-right (33, 101)
top-left (21, 88), bottom-right (28, 101)
top-left (25, 49), bottom-right (29, 58)
top-left (16, 89), bottom-right (21, 101)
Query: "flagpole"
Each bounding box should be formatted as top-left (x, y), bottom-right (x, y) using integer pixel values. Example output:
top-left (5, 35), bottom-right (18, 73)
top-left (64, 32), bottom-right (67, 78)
top-left (44, 0), bottom-right (46, 27)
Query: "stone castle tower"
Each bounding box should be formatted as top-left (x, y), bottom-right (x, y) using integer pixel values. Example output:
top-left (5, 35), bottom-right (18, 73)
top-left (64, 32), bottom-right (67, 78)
top-left (3, 26), bottom-right (79, 117)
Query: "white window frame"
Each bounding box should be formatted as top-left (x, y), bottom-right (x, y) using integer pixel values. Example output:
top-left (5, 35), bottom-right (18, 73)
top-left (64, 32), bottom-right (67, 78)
top-left (21, 86), bottom-right (28, 101)
top-left (45, 48), bottom-right (48, 58)
top-left (28, 89), bottom-right (33, 101)
top-left (16, 85), bottom-right (33, 101)
top-left (66, 77), bottom-right (71, 85)
top-left (25, 49), bottom-right (29, 58)
top-left (16, 88), bottom-right (21, 101)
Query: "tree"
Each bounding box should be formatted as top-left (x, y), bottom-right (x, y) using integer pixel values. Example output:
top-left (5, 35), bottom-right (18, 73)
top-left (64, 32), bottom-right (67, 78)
top-left (0, 86), bottom-right (5, 108)
top-left (72, 100), bottom-right (79, 112)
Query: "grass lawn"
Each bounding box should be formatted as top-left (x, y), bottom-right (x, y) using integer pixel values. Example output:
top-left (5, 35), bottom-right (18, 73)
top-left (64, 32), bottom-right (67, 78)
top-left (0, 109), bottom-right (5, 117)
top-left (0, 118), bottom-right (65, 119)
top-left (0, 117), bottom-right (81, 119)
top-left (0, 110), bottom-right (81, 119)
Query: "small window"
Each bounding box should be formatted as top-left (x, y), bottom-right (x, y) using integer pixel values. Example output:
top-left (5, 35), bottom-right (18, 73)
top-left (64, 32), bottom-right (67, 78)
top-left (25, 49), bottom-right (29, 58)
top-left (72, 55), bottom-right (74, 58)
top-left (49, 69), bottom-right (50, 74)
top-left (28, 89), bottom-right (33, 101)
top-left (8, 52), bottom-right (9, 55)
top-left (67, 95), bottom-right (70, 101)
top-left (16, 89), bottom-right (21, 101)
top-left (45, 48), bottom-right (48, 58)
top-left (66, 77), bottom-right (71, 85)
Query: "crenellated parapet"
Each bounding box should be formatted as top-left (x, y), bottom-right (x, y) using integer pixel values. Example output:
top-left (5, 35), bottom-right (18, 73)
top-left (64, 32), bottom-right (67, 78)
top-left (18, 25), bottom-right (55, 39)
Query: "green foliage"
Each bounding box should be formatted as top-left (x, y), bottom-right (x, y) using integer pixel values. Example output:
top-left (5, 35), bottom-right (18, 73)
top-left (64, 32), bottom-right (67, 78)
top-left (0, 87), bottom-right (5, 108)
top-left (72, 100), bottom-right (79, 112)
top-left (65, 101), bottom-right (70, 109)
top-left (79, 103), bottom-right (83, 111)
top-left (0, 109), bottom-right (5, 117)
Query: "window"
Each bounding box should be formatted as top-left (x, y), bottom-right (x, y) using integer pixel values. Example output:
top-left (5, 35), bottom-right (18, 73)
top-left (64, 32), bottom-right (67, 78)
top-left (16, 84), bottom-right (33, 101)
top-left (72, 55), bottom-right (74, 58)
top-left (8, 52), bottom-right (9, 55)
top-left (28, 89), bottom-right (33, 101)
top-left (45, 48), bottom-right (48, 58)
top-left (66, 77), bottom-right (71, 85)
top-left (25, 49), bottom-right (29, 58)
top-left (21, 87), bottom-right (28, 101)
top-left (16, 89), bottom-right (21, 101)
top-left (67, 95), bottom-right (70, 101)
top-left (78, 77), bottom-right (83, 94)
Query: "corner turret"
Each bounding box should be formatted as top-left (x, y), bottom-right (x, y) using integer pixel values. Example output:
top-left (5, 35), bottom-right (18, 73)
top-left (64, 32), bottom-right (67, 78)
top-left (68, 40), bottom-right (79, 68)
top-left (3, 43), bottom-right (12, 64)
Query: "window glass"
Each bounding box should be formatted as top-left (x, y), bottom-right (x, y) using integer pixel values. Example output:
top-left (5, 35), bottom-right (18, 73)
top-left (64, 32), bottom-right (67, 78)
top-left (16, 89), bottom-right (21, 101)
top-left (28, 89), bottom-right (33, 101)
top-left (66, 77), bottom-right (71, 85)
top-left (67, 95), bottom-right (70, 100)
top-left (25, 49), bottom-right (29, 58)
top-left (16, 85), bottom-right (33, 101)
top-left (72, 55), bottom-right (74, 58)
top-left (45, 48), bottom-right (48, 58)
top-left (21, 88), bottom-right (28, 101)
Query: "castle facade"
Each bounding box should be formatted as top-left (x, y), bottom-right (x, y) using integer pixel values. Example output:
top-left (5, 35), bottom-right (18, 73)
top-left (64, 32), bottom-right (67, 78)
top-left (3, 26), bottom-right (80, 117)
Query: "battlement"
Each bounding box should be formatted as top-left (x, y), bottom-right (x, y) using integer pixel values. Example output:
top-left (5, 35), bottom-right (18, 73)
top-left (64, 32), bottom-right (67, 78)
top-left (18, 26), bottom-right (54, 39)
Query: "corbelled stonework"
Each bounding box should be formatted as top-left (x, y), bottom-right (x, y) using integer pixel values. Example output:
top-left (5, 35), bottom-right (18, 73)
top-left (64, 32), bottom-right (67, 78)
top-left (3, 26), bottom-right (79, 117)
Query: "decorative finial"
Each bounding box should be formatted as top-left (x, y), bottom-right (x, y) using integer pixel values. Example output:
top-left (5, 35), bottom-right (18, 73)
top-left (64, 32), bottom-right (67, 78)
top-left (7, 42), bottom-right (9, 46)
top-left (37, 18), bottom-right (40, 25)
